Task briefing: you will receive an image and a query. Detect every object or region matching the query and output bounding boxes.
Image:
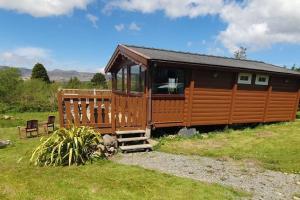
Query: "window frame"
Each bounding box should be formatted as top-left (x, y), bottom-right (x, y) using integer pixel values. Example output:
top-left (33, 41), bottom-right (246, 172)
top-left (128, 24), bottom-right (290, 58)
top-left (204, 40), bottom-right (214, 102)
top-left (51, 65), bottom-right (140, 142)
top-left (255, 74), bottom-right (269, 86)
top-left (237, 73), bottom-right (252, 85)
top-left (152, 67), bottom-right (186, 96)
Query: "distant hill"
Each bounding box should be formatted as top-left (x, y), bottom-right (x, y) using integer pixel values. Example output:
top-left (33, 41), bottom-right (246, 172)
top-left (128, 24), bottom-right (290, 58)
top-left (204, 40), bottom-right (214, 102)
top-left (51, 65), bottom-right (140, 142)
top-left (0, 66), bottom-right (95, 82)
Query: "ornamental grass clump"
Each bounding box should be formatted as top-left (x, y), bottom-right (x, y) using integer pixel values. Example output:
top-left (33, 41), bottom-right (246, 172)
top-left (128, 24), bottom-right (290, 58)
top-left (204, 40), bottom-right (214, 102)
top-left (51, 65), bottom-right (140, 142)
top-left (30, 126), bottom-right (103, 166)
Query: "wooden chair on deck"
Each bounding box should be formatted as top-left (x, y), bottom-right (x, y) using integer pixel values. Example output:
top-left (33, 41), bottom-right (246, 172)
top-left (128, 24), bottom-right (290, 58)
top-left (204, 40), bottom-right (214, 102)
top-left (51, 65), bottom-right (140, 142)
top-left (18, 120), bottom-right (39, 138)
top-left (43, 116), bottom-right (56, 134)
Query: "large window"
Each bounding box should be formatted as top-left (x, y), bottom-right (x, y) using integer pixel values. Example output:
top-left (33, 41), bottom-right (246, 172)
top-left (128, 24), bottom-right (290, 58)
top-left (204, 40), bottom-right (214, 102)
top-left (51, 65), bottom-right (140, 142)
top-left (153, 68), bottom-right (185, 94)
top-left (130, 65), bottom-right (145, 93)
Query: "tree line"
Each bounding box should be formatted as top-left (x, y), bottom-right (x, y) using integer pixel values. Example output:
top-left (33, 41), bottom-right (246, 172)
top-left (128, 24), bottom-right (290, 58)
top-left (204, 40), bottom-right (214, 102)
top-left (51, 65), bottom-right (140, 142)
top-left (0, 63), bottom-right (108, 113)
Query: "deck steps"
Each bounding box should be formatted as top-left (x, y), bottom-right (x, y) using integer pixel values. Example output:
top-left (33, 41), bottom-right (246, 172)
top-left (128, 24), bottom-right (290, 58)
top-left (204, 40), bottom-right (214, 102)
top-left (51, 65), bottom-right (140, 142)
top-left (115, 130), bottom-right (146, 135)
top-left (119, 144), bottom-right (152, 151)
top-left (117, 136), bottom-right (148, 142)
top-left (116, 129), bottom-right (152, 153)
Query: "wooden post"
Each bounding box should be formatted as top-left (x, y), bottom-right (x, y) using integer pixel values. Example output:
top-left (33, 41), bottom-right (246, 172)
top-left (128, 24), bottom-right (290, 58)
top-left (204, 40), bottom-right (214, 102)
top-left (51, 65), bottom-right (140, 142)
top-left (111, 93), bottom-right (116, 134)
top-left (188, 70), bottom-right (194, 127)
top-left (229, 73), bottom-right (238, 124)
top-left (146, 64), bottom-right (153, 127)
top-left (292, 89), bottom-right (300, 121)
top-left (57, 90), bottom-right (64, 128)
top-left (263, 86), bottom-right (272, 122)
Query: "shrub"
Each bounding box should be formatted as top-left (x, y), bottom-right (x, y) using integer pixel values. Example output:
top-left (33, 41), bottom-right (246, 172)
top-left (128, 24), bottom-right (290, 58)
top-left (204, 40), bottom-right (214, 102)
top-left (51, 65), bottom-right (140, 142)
top-left (30, 126), bottom-right (103, 166)
top-left (15, 79), bottom-right (58, 112)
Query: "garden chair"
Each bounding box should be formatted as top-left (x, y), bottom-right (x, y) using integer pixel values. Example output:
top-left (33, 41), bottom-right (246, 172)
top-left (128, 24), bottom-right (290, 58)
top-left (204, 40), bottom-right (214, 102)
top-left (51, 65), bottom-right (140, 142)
top-left (43, 116), bottom-right (55, 134)
top-left (18, 120), bottom-right (39, 138)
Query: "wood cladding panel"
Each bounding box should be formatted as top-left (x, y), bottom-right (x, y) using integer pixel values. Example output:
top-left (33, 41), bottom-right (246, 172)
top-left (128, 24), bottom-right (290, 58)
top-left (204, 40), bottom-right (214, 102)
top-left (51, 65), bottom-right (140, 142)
top-left (191, 88), bottom-right (232, 124)
top-left (152, 98), bottom-right (185, 124)
top-left (232, 90), bottom-right (267, 123)
top-left (266, 92), bottom-right (297, 121)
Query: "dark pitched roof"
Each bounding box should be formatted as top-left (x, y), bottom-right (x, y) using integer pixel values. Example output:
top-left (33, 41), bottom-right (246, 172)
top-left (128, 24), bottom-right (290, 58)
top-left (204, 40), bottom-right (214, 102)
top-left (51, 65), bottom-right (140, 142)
top-left (124, 45), bottom-right (300, 76)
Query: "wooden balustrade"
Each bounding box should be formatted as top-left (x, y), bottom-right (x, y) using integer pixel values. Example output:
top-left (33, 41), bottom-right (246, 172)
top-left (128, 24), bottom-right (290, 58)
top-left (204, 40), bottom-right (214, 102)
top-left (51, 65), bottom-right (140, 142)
top-left (58, 90), bottom-right (147, 134)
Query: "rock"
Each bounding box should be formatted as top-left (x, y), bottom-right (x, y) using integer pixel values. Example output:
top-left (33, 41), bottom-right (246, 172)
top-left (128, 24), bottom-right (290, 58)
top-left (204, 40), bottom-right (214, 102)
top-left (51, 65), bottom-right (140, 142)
top-left (293, 196), bottom-right (300, 200)
top-left (177, 127), bottom-right (197, 137)
top-left (103, 134), bottom-right (117, 147)
top-left (296, 181), bottom-right (300, 185)
top-left (97, 144), bottom-right (105, 151)
top-left (0, 140), bottom-right (11, 148)
top-left (3, 115), bottom-right (11, 120)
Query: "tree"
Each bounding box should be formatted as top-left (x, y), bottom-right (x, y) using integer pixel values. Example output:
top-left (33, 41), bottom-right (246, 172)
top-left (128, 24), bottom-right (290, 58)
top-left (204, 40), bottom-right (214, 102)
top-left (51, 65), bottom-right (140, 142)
top-left (31, 63), bottom-right (50, 83)
top-left (291, 64), bottom-right (300, 72)
top-left (0, 67), bottom-right (22, 112)
top-left (91, 73), bottom-right (107, 88)
top-left (66, 77), bottom-right (81, 89)
top-left (234, 47), bottom-right (247, 60)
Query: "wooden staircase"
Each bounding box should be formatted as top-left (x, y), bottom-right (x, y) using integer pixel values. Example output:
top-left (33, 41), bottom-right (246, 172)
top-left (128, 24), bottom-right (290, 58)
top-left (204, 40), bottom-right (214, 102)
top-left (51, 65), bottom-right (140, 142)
top-left (116, 130), bottom-right (152, 153)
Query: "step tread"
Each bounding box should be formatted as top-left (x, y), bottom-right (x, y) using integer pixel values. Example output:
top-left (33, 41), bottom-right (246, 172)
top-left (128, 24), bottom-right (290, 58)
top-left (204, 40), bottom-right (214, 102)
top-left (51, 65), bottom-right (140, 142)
top-left (115, 130), bottom-right (146, 135)
top-left (119, 144), bottom-right (152, 151)
top-left (117, 137), bottom-right (148, 142)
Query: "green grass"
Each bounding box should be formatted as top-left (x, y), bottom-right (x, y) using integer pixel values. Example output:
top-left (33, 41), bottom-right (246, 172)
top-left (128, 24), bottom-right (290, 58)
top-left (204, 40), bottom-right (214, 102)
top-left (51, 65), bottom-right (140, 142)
top-left (0, 112), bottom-right (58, 128)
top-left (0, 123), bottom-right (246, 199)
top-left (157, 121), bottom-right (300, 173)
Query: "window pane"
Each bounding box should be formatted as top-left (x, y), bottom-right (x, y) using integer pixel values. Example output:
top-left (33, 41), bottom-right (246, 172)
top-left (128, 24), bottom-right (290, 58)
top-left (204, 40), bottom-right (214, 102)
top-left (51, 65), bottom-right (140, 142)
top-left (124, 67), bottom-right (127, 92)
top-left (240, 76), bottom-right (249, 81)
top-left (153, 68), bottom-right (185, 94)
top-left (130, 65), bottom-right (145, 93)
top-left (116, 68), bottom-right (123, 91)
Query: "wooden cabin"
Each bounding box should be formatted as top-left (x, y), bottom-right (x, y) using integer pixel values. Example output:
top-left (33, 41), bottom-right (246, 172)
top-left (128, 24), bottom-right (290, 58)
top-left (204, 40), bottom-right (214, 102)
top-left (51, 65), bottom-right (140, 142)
top-left (58, 44), bottom-right (300, 151)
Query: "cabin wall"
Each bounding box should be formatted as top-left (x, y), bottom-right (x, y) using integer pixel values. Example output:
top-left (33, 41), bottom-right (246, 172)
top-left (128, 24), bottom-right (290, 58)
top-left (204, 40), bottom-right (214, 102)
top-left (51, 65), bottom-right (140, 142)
top-left (187, 69), bottom-right (300, 126)
top-left (151, 67), bottom-right (300, 128)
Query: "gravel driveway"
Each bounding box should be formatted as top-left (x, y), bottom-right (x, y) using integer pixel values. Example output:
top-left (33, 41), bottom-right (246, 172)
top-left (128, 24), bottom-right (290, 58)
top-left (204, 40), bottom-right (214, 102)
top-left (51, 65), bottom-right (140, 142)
top-left (113, 152), bottom-right (300, 200)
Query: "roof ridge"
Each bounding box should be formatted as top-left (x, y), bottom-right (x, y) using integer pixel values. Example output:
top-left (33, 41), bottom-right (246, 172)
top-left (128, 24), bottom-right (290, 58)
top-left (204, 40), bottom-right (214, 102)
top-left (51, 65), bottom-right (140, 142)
top-left (124, 44), bottom-right (268, 65)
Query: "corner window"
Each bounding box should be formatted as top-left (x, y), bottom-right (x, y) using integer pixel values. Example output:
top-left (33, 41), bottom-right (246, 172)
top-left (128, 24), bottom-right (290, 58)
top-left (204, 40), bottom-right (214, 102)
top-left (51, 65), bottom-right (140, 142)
top-left (130, 65), bottom-right (145, 93)
top-left (255, 74), bottom-right (269, 85)
top-left (153, 68), bottom-right (185, 95)
top-left (238, 73), bottom-right (252, 84)
top-left (116, 67), bottom-right (127, 92)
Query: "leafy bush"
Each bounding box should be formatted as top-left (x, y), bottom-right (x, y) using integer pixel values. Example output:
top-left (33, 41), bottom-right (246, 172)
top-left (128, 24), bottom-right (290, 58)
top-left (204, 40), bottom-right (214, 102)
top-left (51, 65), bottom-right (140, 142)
top-left (15, 79), bottom-right (59, 112)
top-left (30, 126), bottom-right (103, 166)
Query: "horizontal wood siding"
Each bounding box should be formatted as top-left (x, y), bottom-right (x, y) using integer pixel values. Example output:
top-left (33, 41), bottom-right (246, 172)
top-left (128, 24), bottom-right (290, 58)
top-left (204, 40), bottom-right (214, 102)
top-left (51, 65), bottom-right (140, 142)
top-left (232, 90), bottom-right (267, 123)
top-left (266, 92), bottom-right (298, 122)
top-left (190, 89), bottom-right (232, 125)
top-left (152, 97), bottom-right (185, 125)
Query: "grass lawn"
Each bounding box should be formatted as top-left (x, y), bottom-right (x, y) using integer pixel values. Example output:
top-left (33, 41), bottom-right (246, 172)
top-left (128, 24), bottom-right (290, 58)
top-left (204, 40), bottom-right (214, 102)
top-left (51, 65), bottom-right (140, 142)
top-left (157, 120), bottom-right (300, 173)
top-left (0, 114), bottom-right (246, 200)
top-left (0, 112), bottom-right (58, 128)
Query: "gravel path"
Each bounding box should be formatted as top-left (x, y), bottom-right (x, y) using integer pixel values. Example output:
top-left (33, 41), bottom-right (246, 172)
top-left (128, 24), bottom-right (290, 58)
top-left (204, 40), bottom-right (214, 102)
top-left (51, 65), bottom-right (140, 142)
top-left (113, 152), bottom-right (300, 200)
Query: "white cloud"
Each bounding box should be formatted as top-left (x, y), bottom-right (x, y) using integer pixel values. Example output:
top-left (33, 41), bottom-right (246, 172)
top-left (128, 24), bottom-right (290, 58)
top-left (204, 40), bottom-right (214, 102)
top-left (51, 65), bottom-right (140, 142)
top-left (86, 13), bottom-right (98, 28)
top-left (0, 47), bottom-right (52, 67)
top-left (115, 24), bottom-right (125, 32)
top-left (0, 0), bottom-right (93, 17)
top-left (218, 0), bottom-right (300, 52)
top-left (104, 0), bottom-right (223, 18)
top-left (187, 41), bottom-right (193, 47)
top-left (105, 0), bottom-right (300, 53)
top-left (128, 22), bottom-right (141, 31)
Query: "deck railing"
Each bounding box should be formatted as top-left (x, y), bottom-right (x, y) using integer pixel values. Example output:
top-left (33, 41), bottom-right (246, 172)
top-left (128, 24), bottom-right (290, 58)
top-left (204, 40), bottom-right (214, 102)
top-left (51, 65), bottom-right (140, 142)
top-left (58, 89), bottom-right (147, 134)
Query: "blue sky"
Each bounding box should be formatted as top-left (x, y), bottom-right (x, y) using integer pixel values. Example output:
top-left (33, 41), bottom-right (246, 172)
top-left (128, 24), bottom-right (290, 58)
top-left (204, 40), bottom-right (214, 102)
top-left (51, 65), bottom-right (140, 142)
top-left (0, 0), bottom-right (300, 72)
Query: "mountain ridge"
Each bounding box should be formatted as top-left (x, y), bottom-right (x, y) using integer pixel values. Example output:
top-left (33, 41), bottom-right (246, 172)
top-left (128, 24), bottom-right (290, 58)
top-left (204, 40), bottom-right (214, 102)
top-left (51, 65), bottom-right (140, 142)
top-left (0, 66), bottom-right (95, 81)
